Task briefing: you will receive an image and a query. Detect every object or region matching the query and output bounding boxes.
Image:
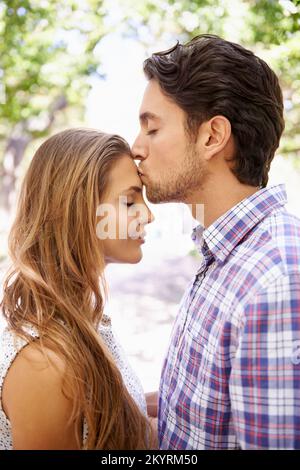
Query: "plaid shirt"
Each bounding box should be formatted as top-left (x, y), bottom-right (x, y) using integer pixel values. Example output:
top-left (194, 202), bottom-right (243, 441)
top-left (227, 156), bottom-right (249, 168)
top-left (158, 184), bottom-right (300, 449)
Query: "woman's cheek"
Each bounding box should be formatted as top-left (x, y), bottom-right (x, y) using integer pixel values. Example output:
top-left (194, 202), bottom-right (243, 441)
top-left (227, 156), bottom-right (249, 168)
top-left (116, 207), bottom-right (128, 240)
top-left (128, 216), bottom-right (140, 240)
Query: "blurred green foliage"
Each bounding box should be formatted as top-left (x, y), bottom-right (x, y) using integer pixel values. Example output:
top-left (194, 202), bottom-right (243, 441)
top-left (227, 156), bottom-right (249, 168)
top-left (0, 0), bottom-right (106, 141)
top-left (0, 0), bottom-right (108, 212)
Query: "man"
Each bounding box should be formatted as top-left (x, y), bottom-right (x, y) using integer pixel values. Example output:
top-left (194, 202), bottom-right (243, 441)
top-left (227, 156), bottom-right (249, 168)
top-left (132, 34), bottom-right (300, 449)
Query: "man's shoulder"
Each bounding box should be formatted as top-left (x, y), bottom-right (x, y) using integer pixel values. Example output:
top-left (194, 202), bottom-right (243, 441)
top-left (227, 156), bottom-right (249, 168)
top-left (235, 207), bottom-right (300, 267)
top-left (224, 207), bottom-right (300, 298)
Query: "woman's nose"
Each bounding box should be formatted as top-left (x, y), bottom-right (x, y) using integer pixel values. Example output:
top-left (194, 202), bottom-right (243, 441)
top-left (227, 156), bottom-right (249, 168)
top-left (139, 206), bottom-right (154, 226)
top-left (147, 208), bottom-right (155, 224)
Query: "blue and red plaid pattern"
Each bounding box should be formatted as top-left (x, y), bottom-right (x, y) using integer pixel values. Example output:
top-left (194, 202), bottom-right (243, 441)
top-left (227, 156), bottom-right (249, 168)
top-left (158, 184), bottom-right (300, 449)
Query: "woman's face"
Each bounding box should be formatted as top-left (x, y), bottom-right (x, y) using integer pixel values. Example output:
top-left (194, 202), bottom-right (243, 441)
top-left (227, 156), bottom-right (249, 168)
top-left (98, 155), bottom-right (154, 264)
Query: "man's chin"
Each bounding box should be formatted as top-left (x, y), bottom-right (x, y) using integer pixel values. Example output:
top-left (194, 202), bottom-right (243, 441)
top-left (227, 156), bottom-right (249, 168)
top-left (143, 179), bottom-right (185, 204)
top-left (145, 187), bottom-right (165, 204)
top-left (145, 188), bottom-right (182, 204)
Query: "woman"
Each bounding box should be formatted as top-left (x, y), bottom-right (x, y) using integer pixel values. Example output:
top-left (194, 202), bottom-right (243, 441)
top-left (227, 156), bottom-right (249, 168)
top-left (0, 128), bottom-right (155, 450)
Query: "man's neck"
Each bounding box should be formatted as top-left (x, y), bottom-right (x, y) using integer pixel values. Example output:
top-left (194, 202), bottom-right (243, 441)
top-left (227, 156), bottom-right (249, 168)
top-left (186, 176), bottom-right (259, 228)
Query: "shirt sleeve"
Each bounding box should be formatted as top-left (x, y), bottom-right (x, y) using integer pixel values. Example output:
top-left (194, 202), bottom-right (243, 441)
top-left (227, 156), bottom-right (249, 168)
top-left (229, 272), bottom-right (300, 449)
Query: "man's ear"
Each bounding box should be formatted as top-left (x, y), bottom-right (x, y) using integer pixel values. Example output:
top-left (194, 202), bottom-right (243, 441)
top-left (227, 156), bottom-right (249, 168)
top-left (197, 116), bottom-right (232, 161)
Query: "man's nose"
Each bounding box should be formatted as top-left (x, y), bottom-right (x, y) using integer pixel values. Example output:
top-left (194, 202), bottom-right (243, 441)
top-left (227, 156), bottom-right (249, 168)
top-left (131, 134), bottom-right (148, 161)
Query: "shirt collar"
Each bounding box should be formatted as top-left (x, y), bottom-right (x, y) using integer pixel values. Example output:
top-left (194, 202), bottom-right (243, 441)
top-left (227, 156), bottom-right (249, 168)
top-left (191, 184), bottom-right (287, 264)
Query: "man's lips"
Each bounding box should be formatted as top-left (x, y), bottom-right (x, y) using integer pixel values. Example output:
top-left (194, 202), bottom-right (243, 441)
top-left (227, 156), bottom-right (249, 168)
top-left (138, 167), bottom-right (146, 177)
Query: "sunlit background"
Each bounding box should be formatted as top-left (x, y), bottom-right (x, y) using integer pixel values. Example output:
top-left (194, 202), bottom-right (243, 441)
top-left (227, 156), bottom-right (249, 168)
top-left (1, 0), bottom-right (300, 391)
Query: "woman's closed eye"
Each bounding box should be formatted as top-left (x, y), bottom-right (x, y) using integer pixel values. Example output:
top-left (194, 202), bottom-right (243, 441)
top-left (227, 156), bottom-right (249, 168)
top-left (146, 129), bottom-right (158, 136)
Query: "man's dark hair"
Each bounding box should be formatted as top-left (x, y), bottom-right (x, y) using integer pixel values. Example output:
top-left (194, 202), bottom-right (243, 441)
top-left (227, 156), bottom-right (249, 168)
top-left (143, 34), bottom-right (284, 188)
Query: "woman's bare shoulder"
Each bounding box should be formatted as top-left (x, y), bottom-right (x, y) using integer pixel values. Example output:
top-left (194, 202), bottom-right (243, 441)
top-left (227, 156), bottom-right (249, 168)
top-left (2, 341), bottom-right (80, 449)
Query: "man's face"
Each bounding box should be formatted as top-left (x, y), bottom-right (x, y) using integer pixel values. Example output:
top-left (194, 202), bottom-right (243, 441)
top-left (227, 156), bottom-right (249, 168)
top-left (132, 80), bottom-right (208, 204)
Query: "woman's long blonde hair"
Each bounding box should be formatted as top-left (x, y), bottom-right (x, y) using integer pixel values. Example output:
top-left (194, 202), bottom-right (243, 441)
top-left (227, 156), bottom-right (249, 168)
top-left (1, 128), bottom-right (150, 449)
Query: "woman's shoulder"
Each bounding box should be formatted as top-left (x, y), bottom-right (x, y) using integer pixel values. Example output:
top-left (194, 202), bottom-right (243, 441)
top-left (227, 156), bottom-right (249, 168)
top-left (8, 340), bottom-right (66, 374)
top-left (2, 337), bottom-right (68, 415)
top-left (1, 338), bottom-right (78, 449)
top-left (0, 326), bottom-right (34, 385)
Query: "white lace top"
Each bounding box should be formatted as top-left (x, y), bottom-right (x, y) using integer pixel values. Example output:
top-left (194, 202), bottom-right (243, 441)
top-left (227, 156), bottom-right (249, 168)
top-left (0, 314), bottom-right (147, 449)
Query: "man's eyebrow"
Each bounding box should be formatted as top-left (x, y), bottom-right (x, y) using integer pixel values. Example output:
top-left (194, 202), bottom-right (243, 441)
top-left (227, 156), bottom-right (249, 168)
top-left (120, 185), bottom-right (142, 194)
top-left (139, 111), bottom-right (160, 124)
